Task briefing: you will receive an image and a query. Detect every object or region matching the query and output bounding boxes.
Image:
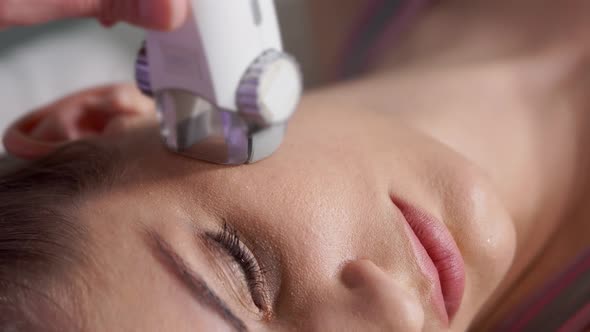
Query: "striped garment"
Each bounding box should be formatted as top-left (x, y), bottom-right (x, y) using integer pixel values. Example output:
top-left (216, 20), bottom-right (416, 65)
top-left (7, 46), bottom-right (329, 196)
top-left (494, 249), bottom-right (590, 332)
top-left (341, 2), bottom-right (590, 331)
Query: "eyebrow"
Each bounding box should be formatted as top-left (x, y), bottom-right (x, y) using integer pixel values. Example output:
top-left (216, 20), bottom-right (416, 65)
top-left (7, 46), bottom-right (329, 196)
top-left (146, 231), bottom-right (248, 332)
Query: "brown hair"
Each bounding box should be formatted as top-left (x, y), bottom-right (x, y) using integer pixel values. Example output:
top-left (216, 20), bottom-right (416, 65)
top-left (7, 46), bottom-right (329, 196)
top-left (0, 142), bottom-right (119, 331)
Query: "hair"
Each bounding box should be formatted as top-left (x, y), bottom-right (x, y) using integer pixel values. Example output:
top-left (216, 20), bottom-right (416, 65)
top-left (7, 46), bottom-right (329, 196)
top-left (0, 142), bottom-right (120, 331)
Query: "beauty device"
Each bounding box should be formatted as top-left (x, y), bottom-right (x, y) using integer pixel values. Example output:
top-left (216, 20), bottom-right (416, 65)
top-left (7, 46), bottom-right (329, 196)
top-left (135, 0), bottom-right (303, 165)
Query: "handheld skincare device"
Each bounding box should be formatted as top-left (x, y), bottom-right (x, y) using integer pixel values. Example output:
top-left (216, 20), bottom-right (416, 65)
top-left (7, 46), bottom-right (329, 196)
top-left (135, 0), bottom-right (303, 165)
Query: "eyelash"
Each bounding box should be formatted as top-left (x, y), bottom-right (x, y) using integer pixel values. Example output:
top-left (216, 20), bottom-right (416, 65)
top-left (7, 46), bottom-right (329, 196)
top-left (213, 223), bottom-right (268, 312)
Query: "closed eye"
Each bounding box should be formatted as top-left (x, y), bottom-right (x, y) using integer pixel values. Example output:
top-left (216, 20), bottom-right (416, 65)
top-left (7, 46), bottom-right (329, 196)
top-left (208, 223), bottom-right (270, 314)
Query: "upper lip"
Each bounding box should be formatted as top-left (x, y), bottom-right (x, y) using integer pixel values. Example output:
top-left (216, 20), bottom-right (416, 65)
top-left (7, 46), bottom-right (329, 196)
top-left (392, 197), bottom-right (466, 324)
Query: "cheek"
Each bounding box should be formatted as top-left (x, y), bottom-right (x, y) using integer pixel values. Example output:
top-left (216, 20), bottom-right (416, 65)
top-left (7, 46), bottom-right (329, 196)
top-left (462, 184), bottom-right (516, 280)
top-left (413, 141), bottom-right (518, 293)
top-left (445, 165), bottom-right (517, 310)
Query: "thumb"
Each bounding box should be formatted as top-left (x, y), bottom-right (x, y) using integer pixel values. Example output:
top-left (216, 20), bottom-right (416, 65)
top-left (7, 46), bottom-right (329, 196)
top-left (0, 0), bottom-right (189, 30)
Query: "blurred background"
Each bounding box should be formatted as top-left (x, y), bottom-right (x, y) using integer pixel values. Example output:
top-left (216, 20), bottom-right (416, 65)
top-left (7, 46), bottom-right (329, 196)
top-left (0, 0), bottom-right (317, 152)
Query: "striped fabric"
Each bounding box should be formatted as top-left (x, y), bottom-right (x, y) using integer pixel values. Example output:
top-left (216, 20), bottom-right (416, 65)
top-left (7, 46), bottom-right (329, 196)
top-left (495, 249), bottom-right (590, 332)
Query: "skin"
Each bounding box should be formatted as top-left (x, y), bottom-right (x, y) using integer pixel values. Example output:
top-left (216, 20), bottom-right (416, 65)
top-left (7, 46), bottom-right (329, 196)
top-left (48, 85), bottom-right (513, 331)
top-left (307, 5), bottom-right (590, 328)
top-left (4, 0), bottom-right (590, 330)
top-left (0, 0), bottom-right (188, 30)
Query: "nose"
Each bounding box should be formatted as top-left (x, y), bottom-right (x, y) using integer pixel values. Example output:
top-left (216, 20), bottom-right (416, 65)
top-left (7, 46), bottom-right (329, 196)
top-left (306, 260), bottom-right (425, 331)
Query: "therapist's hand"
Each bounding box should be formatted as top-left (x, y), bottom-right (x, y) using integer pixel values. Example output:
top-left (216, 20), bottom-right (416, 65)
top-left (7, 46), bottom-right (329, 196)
top-left (0, 0), bottom-right (189, 30)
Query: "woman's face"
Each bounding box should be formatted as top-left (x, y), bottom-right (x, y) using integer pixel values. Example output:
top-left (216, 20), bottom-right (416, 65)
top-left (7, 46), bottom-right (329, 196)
top-left (60, 88), bottom-right (515, 331)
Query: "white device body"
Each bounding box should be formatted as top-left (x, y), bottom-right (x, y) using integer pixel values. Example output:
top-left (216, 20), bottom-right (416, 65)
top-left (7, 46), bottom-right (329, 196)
top-left (145, 0), bottom-right (283, 111)
top-left (136, 0), bottom-right (302, 165)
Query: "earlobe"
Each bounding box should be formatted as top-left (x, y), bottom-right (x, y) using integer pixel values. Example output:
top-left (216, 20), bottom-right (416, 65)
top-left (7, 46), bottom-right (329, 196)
top-left (2, 84), bottom-right (154, 160)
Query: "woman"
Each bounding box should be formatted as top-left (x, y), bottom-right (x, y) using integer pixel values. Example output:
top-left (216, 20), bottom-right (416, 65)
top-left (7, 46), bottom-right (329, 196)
top-left (1, 0), bottom-right (590, 331)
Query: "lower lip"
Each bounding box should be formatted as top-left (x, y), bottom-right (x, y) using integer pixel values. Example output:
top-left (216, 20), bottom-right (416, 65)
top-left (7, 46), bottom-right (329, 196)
top-left (393, 198), bottom-right (465, 325)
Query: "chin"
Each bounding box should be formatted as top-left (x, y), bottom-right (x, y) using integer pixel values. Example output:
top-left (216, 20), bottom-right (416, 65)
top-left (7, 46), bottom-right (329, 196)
top-left (450, 165), bottom-right (517, 325)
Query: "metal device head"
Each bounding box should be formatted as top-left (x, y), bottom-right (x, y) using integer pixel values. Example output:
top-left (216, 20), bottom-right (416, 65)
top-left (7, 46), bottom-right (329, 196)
top-left (135, 0), bottom-right (303, 165)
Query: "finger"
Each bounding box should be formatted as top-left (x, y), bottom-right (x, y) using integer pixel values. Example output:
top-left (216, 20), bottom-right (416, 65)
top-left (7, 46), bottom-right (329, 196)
top-left (96, 0), bottom-right (189, 30)
top-left (0, 0), bottom-right (189, 30)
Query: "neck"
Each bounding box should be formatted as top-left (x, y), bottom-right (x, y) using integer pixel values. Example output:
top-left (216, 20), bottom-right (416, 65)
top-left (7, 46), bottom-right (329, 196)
top-left (347, 1), bottom-right (590, 327)
top-left (372, 0), bottom-right (590, 71)
top-left (364, 0), bottom-right (590, 220)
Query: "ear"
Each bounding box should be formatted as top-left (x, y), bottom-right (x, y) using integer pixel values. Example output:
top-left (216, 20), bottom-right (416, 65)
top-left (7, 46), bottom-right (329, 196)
top-left (3, 84), bottom-right (154, 160)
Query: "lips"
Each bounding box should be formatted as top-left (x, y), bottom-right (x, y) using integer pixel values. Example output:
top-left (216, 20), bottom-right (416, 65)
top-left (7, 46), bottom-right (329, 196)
top-left (392, 197), bottom-right (465, 324)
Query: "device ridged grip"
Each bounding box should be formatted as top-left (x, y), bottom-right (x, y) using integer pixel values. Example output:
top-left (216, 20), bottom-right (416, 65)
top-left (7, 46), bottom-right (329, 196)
top-left (236, 50), bottom-right (302, 126)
